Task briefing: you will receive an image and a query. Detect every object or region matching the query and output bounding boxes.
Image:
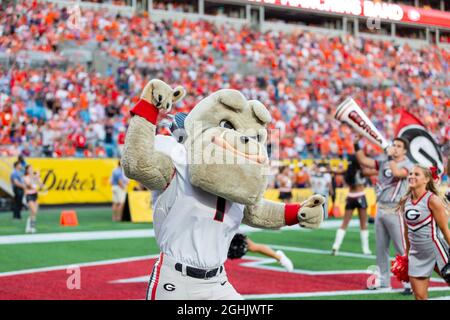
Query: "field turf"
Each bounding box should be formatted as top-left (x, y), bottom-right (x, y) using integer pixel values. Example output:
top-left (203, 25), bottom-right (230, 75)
top-left (0, 207), bottom-right (449, 300)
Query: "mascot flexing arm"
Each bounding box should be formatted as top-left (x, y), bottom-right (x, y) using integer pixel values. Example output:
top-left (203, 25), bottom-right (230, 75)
top-left (122, 79), bottom-right (185, 190)
top-left (122, 79), bottom-right (325, 300)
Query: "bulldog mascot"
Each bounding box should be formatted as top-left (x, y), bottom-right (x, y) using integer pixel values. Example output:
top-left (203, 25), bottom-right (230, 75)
top-left (122, 79), bottom-right (325, 300)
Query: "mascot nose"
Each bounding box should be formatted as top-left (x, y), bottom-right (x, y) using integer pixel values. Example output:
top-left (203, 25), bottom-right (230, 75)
top-left (240, 136), bottom-right (250, 144)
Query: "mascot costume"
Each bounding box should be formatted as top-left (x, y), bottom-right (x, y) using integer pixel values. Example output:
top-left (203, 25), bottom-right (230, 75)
top-left (122, 79), bottom-right (325, 300)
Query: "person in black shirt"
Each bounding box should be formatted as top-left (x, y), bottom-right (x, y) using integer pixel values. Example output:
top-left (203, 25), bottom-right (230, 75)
top-left (10, 161), bottom-right (25, 220)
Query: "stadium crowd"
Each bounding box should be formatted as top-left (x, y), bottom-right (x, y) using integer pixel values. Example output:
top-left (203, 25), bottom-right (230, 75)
top-left (0, 1), bottom-right (449, 163)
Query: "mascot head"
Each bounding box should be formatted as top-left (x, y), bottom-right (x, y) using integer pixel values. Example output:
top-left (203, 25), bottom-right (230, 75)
top-left (178, 89), bottom-right (272, 205)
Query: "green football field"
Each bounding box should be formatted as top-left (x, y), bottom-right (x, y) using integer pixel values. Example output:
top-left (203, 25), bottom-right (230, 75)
top-left (0, 207), bottom-right (449, 300)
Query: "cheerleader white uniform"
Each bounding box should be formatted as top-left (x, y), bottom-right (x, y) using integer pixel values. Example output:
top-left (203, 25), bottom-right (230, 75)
top-left (404, 191), bottom-right (449, 277)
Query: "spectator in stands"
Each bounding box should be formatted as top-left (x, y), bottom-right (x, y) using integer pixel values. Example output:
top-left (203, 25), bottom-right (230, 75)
top-left (117, 126), bottom-right (126, 157)
top-left (294, 162), bottom-right (310, 188)
top-left (74, 130), bottom-right (87, 158)
top-left (10, 161), bottom-right (25, 220)
top-left (276, 165), bottom-right (293, 203)
top-left (41, 123), bottom-right (55, 157)
top-left (331, 155), bottom-right (375, 256)
top-left (310, 165), bottom-right (332, 217)
top-left (0, 1), bottom-right (448, 162)
top-left (328, 163), bottom-right (345, 216)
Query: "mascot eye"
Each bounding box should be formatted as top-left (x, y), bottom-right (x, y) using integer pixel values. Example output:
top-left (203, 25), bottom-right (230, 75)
top-left (219, 120), bottom-right (235, 130)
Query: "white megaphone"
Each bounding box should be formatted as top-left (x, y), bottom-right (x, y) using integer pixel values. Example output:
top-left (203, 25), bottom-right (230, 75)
top-left (335, 97), bottom-right (390, 150)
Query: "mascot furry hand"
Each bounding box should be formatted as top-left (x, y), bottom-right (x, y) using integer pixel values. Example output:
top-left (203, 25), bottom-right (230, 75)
top-left (122, 79), bottom-right (325, 299)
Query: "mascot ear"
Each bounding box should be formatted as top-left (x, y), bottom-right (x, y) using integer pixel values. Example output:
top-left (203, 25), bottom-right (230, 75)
top-left (249, 100), bottom-right (272, 125)
top-left (216, 89), bottom-right (247, 112)
top-left (172, 86), bottom-right (186, 103)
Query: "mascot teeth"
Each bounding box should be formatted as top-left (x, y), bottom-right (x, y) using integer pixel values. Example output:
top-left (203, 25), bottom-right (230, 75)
top-left (211, 134), bottom-right (264, 164)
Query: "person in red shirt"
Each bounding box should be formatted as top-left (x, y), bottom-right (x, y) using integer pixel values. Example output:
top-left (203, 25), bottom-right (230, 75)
top-left (294, 162), bottom-right (310, 188)
top-left (75, 131), bottom-right (86, 158)
top-left (117, 127), bottom-right (126, 158)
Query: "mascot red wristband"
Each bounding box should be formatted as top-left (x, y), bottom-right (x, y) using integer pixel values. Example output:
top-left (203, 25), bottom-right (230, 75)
top-left (130, 99), bottom-right (159, 125)
top-left (284, 203), bottom-right (301, 226)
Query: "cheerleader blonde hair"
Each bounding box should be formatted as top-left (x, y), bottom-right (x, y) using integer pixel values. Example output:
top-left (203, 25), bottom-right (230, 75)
top-left (398, 164), bottom-right (449, 215)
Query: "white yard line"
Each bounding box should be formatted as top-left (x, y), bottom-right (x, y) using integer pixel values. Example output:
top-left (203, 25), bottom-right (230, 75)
top-left (258, 244), bottom-right (446, 283)
top-left (111, 257), bottom-right (370, 284)
top-left (3, 241), bottom-right (443, 283)
top-left (243, 287), bottom-right (450, 299)
top-left (239, 259), bottom-right (446, 284)
top-left (0, 225), bottom-right (261, 245)
top-left (2, 253), bottom-right (448, 300)
top-left (271, 219), bottom-right (362, 231)
top-left (0, 254), bottom-right (262, 278)
top-left (319, 219), bottom-right (363, 230)
top-left (0, 254), bottom-right (160, 277)
top-left (0, 219), bottom-right (360, 245)
top-left (0, 229), bottom-right (155, 245)
top-left (263, 243), bottom-right (376, 260)
top-left (1, 225), bottom-right (441, 279)
top-left (240, 260), bottom-right (370, 276)
top-left (430, 295), bottom-right (450, 300)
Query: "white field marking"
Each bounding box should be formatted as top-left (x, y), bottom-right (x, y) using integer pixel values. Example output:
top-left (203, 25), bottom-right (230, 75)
top-left (112, 255), bottom-right (369, 285)
top-left (2, 252), bottom-right (446, 300)
top-left (0, 229), bottom-right (155, 245)
top-left (0, 219), bottom-right (363, 245)
top-left (0, 218), bottom-right (360, 246)
top-left (0, 225), bottom-right (263, 245)
top-left (111, 255), bottom-right (449, 299)
top-left (110, 255), bottom-right (270, 284)
top-left (430, 295), bottom-right (450, 300)
top-left (3, 227), bottom-right (431, 278)
top-left (319, 219), bottom-right (362, 230)
top-left (243, 286), bottom-right (450, 300)
top-left (430, 277), bottom-right (447, 283)
top-left (262, 243), bottom-right (376, 260)
top-left (0, 254), bottom-right (160, 277)
top-left (236, 258), bottom-right (449, 282)
top-left (111, 275), bottom-right (151, 284)
top-left (257, 244), bottom-right (447, 283)
top-left (278, 219), bottom-right (362, 231)
top-left (239, 258), bottom-right (369, 275)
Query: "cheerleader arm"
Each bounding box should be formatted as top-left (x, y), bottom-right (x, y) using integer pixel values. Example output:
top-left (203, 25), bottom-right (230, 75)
top-left (429, 194), bottom-right (450, 247)
top-left (403, 221), bottom-right (410, 255)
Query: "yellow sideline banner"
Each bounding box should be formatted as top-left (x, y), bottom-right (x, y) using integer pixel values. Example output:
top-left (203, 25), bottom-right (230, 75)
top-left (0, 158), bottom-right (13, 194)
top-left (281, 159), bottom-right (349, 171)
top-left (0, 157), bottom-right (349, 204)
top-left (30, 158), bottom-right (117, 205)
top-left (0, 158), bottom-right (118, 205)
top-left (128, 191), bottom-right (153, 223)
top-left (1, 157), bottom-right (445, 208)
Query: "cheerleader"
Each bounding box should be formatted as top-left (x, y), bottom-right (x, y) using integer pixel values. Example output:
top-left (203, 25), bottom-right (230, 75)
top-left (276, 166), bottom-right (293, 204)
top-left (331, 155), bottom-right (376, 256)
top-left (23, 165), bottom-right (43, 234)
top-left (399, 165), bottom-right (450, 300)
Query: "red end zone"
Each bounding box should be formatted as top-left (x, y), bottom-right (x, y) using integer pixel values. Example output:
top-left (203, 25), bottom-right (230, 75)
top-left (0, 257), bottom-right (447, 300)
